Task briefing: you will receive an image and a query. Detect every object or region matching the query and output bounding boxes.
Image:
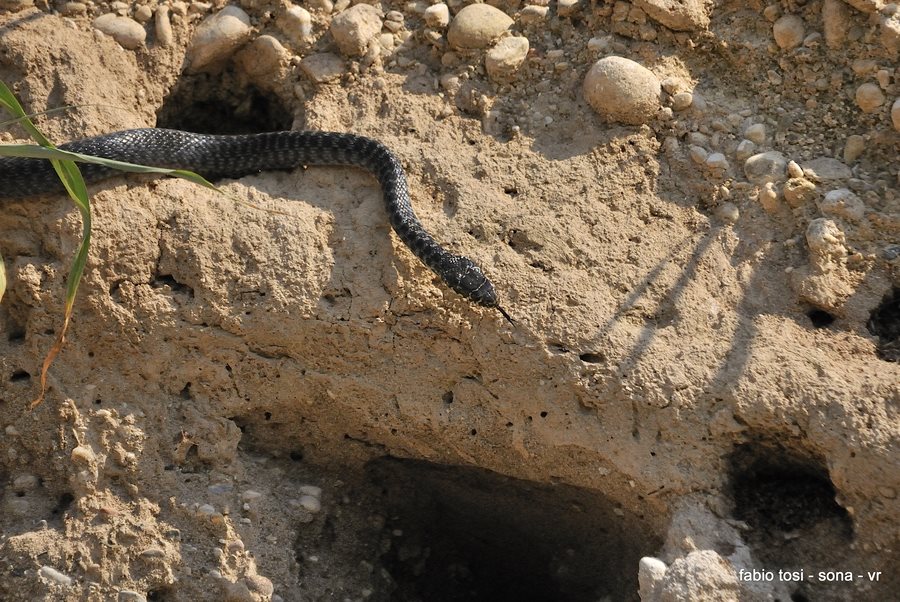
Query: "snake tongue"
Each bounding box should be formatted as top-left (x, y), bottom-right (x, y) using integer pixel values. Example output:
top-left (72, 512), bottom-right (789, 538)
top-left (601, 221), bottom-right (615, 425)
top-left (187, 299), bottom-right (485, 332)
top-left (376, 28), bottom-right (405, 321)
top-left (496, 305), bottom-right (515, 326)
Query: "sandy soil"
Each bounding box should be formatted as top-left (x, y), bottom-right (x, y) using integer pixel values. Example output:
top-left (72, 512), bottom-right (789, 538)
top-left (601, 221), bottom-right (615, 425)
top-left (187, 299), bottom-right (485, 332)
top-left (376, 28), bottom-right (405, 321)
top-left (0, 0), bottom-right (898, 601)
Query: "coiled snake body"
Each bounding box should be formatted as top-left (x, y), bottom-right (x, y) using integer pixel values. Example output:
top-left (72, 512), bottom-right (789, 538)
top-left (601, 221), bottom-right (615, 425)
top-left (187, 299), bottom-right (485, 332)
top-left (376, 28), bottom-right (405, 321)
top-left (0, 129), bottom-right (512, 322)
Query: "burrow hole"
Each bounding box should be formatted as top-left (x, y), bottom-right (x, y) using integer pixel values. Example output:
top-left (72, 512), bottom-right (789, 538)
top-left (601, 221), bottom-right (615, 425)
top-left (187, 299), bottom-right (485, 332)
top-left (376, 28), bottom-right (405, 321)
top-left (867, 287), bottom-right (899, 362)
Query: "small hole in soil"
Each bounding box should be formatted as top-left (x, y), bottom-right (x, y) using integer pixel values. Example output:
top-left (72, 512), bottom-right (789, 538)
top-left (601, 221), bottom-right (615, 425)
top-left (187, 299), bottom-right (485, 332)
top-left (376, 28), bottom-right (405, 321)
top-left (10, 369), bottom-right (30, 382)
top-left (579, 353), bottom-right (604, 363)
top-left (867, 287), bottom-right (899, 362)
top-left (806, 309), bottom-right (835, 328)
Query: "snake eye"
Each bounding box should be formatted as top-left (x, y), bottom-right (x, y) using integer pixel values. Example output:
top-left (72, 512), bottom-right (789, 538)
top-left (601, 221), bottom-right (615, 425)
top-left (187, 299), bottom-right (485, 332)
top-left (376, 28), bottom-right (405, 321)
top-left (440, 256), bottom-right (498, 307)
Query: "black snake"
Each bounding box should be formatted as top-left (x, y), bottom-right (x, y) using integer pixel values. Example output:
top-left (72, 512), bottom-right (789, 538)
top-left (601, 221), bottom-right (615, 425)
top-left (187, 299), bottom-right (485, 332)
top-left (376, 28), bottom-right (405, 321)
top-left (0, 128), bottom-right (512, 323)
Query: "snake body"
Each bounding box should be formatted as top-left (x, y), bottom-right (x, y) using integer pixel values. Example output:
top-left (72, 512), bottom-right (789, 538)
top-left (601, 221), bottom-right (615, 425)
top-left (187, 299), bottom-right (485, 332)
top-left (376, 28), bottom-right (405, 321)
top-left (0, 128), bottom-right (511, 322)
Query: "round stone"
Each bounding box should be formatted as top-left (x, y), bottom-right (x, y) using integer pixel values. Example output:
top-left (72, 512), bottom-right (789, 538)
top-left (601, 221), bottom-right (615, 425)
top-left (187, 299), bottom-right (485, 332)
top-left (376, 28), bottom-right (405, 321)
top-left (743, 151), bottom-right (787, 183)
top-left (855, 83), bottom-right (885, 113)
top-left (93, 14), bottom-right (147, 49)
top-left (331, 4), bottom-right (383, 57)
top-left (582, 56), bottom-right (661, 125)
top-left (186, 6), bottom-right (252, 72)
top-left (892, 98), bottom-right (900, 132)
top-left (485, 36), bottom-right (529, 81)
top-left (773, 14), bottom-right (805, 50)
top-left (447, 4), bottom-right (513, 50)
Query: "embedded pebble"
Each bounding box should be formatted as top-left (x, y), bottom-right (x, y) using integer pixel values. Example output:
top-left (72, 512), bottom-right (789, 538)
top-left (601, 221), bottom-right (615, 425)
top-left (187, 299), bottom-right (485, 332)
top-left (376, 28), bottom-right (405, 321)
top-left (118, 591), bottom-right (148, 602)
top-left (717, 202), bottom-right (739, 223)
top-left (298, 485), bottom-right (322, 498)
top-left (300, 52), bottom-right (345, 83)
top-left (671, 91), bottom-right (693, 111)
top-left (446, 4), bottom-right (513, 50)
top-left (843, 135), bottom-right (865, 163)
top-left (197, 503), bottom-right (217, 515)
top-left (331, 4), bottom-right (383, 56)
top-left (424, 3), bottom-right (450, 28)
top-left (688, 145), bottom-right (708, 164)
top-left (186, 6), bottom-right (252, 72)
top-left (705, 152), bottom-right (729, 171)
top-left (783, 177), bottom-right (817, 207)
top-left (236, 35), bottom-right (288, 79)
top-left (822, 0), bottom-right (849, 49)
top-left (735, 139), bottom-right (756, 161)
top-left (485, 36), bottom-right (529, 82)
top-left (806, 218), bottom-right (846, 258)
top-left (39, 565), bottom-right (72, 586)
top-left (638, 556), bottom-right (667, 600)
top-left (583, 56), bottom-right (661, 125)
top-left (855, 83), bottom-right (885, 113)
top-left (802, 157), bottom-right (851, 182)
top-left (155, 5), bottom-right (173, 47)
top-left (743, 151), bottom-right (787, 183)
top-left (744, 123), bottom-right (766, 144)
top-left (278, 6), bottom-right (313, 43)
top-left (787, 160), bottom-right (803, 179)
top-left (631, 0), bottom-right (710, 31)
top-left (241, 489), bottom-right (264, 502)
top-left (892, 98), bottom-right (900, 132)
top-left (62, 2), bottom-right (87, 15)
top-left (71, 445), bottom-right (95, 464)
top-left (298, 495), bottom-right (322, 513)
top-left (520, 5), bottom-right (550, 23)
top-left (758, 182), bottom-right (780, 213)
top-left (93, 14), bottom-right (147, 49)
top-left (134, 5), bottom-right (153, 22)
top-left (773, 14), bottom-right (805, 50)
top-left (12, 473), bottom-right (39, 493)
top-left (819, 189), bottom-right (866, 222)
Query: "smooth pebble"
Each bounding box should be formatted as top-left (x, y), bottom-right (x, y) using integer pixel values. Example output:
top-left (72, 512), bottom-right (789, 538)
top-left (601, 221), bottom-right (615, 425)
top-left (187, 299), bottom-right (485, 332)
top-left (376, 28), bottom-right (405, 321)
top-left (638, 556), bottom-right (667, 600)
top-left (819, 189), bottom-right (866, 222)
top-left (891, 98), bottom-right (900, 132)
top-left (447, 4), bottom-right (513, 49)
top-left (278, 6), bottom-right (313, 43)
top-left (93, 14), bottom-right (147, 49)
top-left (331, 4), bottom-right (382, 56)
top-left (773, 14), bottom-right (805, 50)
top-left (39, 566), bottom-right (72, 586)
top-left (300, 52), bottom-right (345, 83)
top-left (155, 5), bottom-right (173, 47)
top-left (485, 36), bottom-right (529, 81)
top-left (744, 151), bottom-right (787, 183)
top-left (855, 83), bottom-right (885, 113)
top-left (744, 123), bottom-right (766, 144)
top-left (583, 56), bottom-right (661, 125)
top-left (186, 6), bottom-right (252, 72)
top-left (843, 135), bottom-right (865, 163)
top-left (424, 3), bottom-right (450, 28)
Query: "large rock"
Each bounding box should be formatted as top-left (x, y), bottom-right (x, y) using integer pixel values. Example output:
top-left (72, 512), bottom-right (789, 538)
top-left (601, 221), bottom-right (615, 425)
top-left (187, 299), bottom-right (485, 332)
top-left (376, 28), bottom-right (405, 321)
top-left (330, 4), bottom-right (383, 57)
top-left (631, 0), bottom-right (710, 31)
top-left (186, 6), bottom-right (253, 72)
top-left (447, 4), bottom-right (513, 49)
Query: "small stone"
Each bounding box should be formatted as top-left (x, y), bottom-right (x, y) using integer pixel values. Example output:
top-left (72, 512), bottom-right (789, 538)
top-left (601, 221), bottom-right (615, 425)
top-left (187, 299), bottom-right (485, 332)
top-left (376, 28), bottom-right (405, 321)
top-left (705, 152), bottom-right (729, 171)
top-left (241, 489), bottom-right (263, 501)
top-left (855, 83), bottom-right (885, 113)
top-left (787, 160), bottom-right (803, 179)
top-left (782, 177), bottom-right (817, 207)
top-left (197, 503), bottom-right (217, 515)
top-left (298, 485), bottom-right (322, 498)
top-left (245, 574), bottom-right (275, 596)
top-left (12, 473), bottom-right (39, 493)
top-left (671, 91), bottom-right (693, 111)
top-left (773, 14), bottom-right (805, 50)
top-left (843, 135), bottom-right (865, 163)
top-left (298, 495), bottom-right (322, 513)
top-left (134, 5), bottom-right (153, 22)
top-left (758, 182), bottom-right (780, 213)
top-left (71, 445), bottom-right (95, 464)
top-left (806, 218), bottom-right (846, 258)
top-left (423, 3), bottom-right (450, 28)
top-left (744, 151), bottom-right (787, 183)
top-left (583, 56), bottom-right (661, 125)
top-left (62, 2), bottom-right (87, 15)
top-left (331, 4), bottom-right (383, 56)
top-left (688, 145), bottom-right (708, 164)
top-left (93, 14), bottom-right (147, 49)
top-left (892, 98), bottom-right (900, 132)
top-left (822, 0), bottom-right (849, 49)
top-left (717, 202), bottom-right (739, 223)
top-left (735, 139), bottom-right (756, 161)
top-left (140, 546), bottom-right (166, 558)
top-left (186, 6), bottom-right (252, 72)
top-left (818, 189), bottom-right (866, 222)
top-left (299, 52), bottom-right (345, 83)
top-left (744, 123), bottom-right (766, 144)
top-left (278, 6), bottom-right (313, 43)
top-left (118, 591), bottom-right (148, 602)
top-left (485, 36), bottom-right (529, 81)
top-left (520, 5), bottom-right (550, 23)
top-left (155, 5), bottom-right (174, 47)
top-left (446, 4), bottom-right (513, 50)
top-left (39, 566), bottom-right (72, 587)
top-left (236, 35), bottom-right (288, 79)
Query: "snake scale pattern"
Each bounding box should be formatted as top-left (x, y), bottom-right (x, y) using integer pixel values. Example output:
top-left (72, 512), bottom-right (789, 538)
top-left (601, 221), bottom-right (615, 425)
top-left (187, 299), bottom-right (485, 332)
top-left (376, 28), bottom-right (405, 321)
top-left (0, 128), bottom-right (512, 322)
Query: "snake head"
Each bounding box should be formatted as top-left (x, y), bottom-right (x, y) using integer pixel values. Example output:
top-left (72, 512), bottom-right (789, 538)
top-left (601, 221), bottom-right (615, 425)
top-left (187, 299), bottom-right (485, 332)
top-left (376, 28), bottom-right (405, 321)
top-left (440, 255), bottom-right (515, 325)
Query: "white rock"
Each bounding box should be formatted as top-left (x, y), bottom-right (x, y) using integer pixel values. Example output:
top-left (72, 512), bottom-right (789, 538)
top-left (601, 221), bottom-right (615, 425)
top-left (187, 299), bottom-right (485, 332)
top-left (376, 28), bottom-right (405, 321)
top-left (671, 91), bottom-right (693, 111)
top-left (583, 56), bottom-right (661, 125)
top-left (806, 218), bottom-right (846, 257)
top-left (718, 202), bottom-right (739, 223)
top-left (802, 157), bottom-right (852, 182)
top-left (855, 83), bottom-right (885, 113)
top-left (520, 5), bottom-right (550, 23)
top-left (773, 14), bottom-right (805, 50)
top-left (278, 6), bottom-right (313, 43)
top-left (300, 52), bottom-right (345, 83)
top-left (93, 14), bottom-right (147, 49)
top-left (705, 152), bottom-right (729, 171)
top-left (638, 556), bottom-right (667, 600)
top-left (630, 0), bottom-right (710, 31)
top-left (446, 4), bottom-right (513, 49)
top-left (134, 5), bottom-right (153, 22)
top-left (485, 36), bottom-right (529, 81)
top-left (819, 189), bottom-right (866, 222)
top-left (735, 139), bottom-right (756, 161)
top-left (331, 4), bottom-right (383, 56)
top-left (744, 151), bottom-right (787, 183)
top-left (688, 145), bottom-right (708, 164)
top-left (557, 0), bottom-right (580, 17)
top-left (424, 3), bottom-right (450, 28)
top-left (39, 566), bottom-right (72, 586)
top-left (892, 98), bottom-right (900, 132)
top-left (658, 551), bottom-right (740, 601)
top-left (186, 6), bottom-right (252, 72)
top-left (298, 495), bottom-right (322, 513)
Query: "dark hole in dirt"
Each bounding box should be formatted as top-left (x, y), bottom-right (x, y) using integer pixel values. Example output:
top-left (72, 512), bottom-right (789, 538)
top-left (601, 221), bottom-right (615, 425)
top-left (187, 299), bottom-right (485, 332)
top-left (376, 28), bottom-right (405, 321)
top-left (867, 287), bottom-right (899, 362)
top-left (147, 586), bottom-right (172, 601)
top-left (579, 352), bottom-right (604, 363)
top-left (289, 450), bottom-right (304, 462)
top-left (51, 492), bottom-right (74, 517)
top-left (729, 439), bottom-right (854, 599)
top-left (9, 369), bottom-right (30, 382)
top-left (806, 309), bottom-right (835, 328)
top-left (156, 74), bottom-right (292, 135)
top-left (179, 383), bottom-right (192, 400)
top-left (152, 274), bottom-right (194, 297)
top-left (5, 315), bottom-right (25, 342)
top-left (791, 592), bottom-right (810, 602)
top-left (360, 458), bottom-right (657, 601)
